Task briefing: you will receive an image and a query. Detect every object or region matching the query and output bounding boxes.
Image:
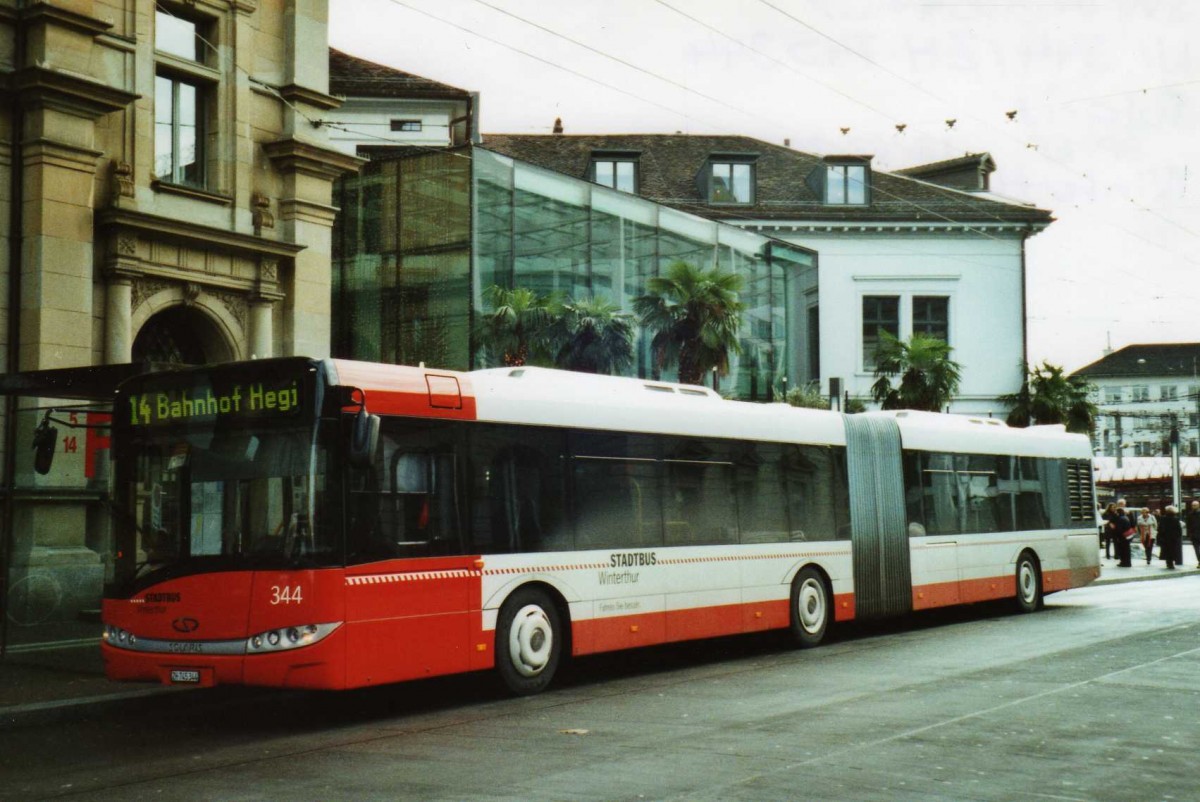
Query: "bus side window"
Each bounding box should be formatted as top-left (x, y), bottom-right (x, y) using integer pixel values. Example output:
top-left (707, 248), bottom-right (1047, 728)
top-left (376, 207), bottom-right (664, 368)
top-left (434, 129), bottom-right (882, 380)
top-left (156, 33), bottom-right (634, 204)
top-left (734, 442), bottom-right (788, 544)
top-left (470, 424), bottom-right (568, 554)
top-left (347, 420), bottom-right (463, 562)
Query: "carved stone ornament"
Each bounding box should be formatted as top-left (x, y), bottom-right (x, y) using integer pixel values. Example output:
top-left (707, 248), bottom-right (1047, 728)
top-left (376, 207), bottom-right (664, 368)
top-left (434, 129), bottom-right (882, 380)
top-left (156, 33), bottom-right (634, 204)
top-left (112, 160), bottom-right (134, 199)
top-left (131, 278), bottom-right (174, 312)
top-left (118, 234), bottom-right (137, 256)
top-left (252, 192), bottom-right (275, 231)
top-left (183, 282), bottom-right (202, 306)
top-left (210, 290), bottom-right (249, 329)
top-left (260, 258), bottom-right (278, 283)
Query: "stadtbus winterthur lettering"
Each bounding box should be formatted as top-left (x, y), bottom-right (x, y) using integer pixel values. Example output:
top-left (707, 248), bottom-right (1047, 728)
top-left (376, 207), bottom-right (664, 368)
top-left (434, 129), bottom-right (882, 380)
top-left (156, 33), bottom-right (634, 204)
top-left (126, 381), bottom-right (300, 426)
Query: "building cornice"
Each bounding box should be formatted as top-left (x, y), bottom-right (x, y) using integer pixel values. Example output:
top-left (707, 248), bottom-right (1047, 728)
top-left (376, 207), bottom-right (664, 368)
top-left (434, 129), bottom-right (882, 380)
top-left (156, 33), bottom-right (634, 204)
top-left (97, 208), bottom-right (307, 261)
top-left (277, 84), bottom-right (343, 111)
top-left (18, 3), bottom-right (113, 36)
top-left (6, 66), bottom-right (138, 119)
top-left (731, 219), bottom-right (1048, 236)
top-left (262, 137), bottom-right (365, 180)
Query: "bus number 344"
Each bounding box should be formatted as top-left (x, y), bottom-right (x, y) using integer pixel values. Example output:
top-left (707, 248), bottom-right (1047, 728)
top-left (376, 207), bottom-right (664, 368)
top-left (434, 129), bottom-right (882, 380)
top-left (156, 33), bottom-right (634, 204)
top-left (270, 586), bottom-right (303, 605)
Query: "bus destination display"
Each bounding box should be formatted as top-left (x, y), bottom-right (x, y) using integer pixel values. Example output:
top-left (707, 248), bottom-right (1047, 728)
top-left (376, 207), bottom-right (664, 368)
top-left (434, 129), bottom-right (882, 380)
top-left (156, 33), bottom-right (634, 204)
top-left (125, 379), bottom-right (305, 427)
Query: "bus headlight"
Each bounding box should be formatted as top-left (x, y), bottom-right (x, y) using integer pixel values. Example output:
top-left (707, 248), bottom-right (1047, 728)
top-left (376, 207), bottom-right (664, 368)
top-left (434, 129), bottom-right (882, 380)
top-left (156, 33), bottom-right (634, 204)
top-left (246, 622), bottom-right (339, 654)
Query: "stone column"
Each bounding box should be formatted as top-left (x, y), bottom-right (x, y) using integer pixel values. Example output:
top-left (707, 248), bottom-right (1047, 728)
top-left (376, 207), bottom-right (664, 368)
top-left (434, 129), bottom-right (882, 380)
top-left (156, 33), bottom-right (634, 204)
top-left (249, 301), bottom-right (273, 359)
top-left (104, 269), bottom-right (134, 364)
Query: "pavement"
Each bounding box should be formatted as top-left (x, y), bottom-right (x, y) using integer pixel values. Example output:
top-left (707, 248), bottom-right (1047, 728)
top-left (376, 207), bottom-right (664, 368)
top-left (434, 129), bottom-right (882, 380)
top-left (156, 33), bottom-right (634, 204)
top-left (1, 548), bottom-right (1196, 731)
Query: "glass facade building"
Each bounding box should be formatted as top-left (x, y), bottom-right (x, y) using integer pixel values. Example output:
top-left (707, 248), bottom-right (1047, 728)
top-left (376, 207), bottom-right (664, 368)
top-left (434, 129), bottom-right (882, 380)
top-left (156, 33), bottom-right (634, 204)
top-left (333, 146), bottom-right (817, 400)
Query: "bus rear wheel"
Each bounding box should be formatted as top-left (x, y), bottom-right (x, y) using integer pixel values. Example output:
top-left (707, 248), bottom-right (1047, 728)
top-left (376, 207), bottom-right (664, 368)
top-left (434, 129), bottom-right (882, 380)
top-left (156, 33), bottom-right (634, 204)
top-left (1015, 552), bottom-right (1043, 613)
top-left (789, 567), bottom-right (830, 648)
top-left (496, 587), bottom-right (563, 696)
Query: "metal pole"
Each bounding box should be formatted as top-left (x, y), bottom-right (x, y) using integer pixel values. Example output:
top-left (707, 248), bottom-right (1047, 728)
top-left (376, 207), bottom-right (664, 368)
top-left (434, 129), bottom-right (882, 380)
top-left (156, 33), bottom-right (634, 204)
top-left (1171, 415), bottom-right (1181, 509)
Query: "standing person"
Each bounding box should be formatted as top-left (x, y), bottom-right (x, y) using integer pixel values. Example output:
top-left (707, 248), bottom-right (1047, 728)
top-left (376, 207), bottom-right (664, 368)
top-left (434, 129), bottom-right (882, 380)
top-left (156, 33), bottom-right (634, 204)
top-left (1186, 500), bottom-right (1200, 568)
top-left (1158, 506), bottom-right (1183, 570)
top-left (1136, 507), bottom-right (1158, 565)
top-left (1112, 504), bottom-right (1134, 568)
top-left (1101, 502), bottom-right (1119, 560)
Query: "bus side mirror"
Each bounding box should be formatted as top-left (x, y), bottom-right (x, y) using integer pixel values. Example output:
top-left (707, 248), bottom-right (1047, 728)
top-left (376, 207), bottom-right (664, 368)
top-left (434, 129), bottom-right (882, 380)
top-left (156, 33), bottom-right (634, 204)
top-left (349, 409), bottom-right (380, 468)
top-left (32, 415), bottom-right (57, 475)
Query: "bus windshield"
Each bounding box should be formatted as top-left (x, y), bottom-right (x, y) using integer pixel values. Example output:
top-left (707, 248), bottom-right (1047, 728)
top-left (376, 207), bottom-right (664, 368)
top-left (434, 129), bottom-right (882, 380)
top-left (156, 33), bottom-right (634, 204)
top-left (107, 361), bottom-right (340, 594)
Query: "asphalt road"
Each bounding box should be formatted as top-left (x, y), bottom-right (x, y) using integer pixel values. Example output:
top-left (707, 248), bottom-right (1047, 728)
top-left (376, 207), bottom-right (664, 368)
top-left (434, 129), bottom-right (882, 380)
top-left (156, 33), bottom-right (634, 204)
top-left (3, 578), bottom-right (1198, 802)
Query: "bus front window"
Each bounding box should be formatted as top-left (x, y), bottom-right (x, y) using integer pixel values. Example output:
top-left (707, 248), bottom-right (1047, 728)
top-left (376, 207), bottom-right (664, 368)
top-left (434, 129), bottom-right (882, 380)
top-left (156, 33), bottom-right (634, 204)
top-left (113, 423), bottom-right (335, 591)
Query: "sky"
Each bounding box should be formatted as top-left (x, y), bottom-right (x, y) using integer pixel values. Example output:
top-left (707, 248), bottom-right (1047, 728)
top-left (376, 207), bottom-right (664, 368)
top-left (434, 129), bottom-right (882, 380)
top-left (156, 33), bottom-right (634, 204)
top-left (329, 0), bottom-right (1200, 372)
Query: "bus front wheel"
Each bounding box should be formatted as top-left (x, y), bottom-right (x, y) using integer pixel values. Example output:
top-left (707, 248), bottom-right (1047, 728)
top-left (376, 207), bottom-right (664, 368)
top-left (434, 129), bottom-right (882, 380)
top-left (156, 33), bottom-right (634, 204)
top-left (789, 567), bottom-right (830, 648)
top-left (496, 587), bottom-right (563, 696)
top-left (1015, 552), bottom-right (1043, 613)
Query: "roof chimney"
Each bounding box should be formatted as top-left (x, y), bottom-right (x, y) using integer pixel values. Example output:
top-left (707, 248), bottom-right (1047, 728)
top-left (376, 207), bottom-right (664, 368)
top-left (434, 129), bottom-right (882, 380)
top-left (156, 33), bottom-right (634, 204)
top-left (552, 117), bottom-right (563, 134)
top-left (784, 138), bottom-right (791, 147)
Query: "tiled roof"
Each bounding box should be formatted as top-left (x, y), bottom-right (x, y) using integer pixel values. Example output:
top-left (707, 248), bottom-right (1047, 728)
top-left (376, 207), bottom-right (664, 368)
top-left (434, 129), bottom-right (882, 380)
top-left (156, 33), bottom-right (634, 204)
top-left (329, 48), bottom-right (471, 100)
top-left (478, 134), bottom-right (1052, 224)
top-left (1073, 343), bottom-right (1200, 379)
top-left (894, 152), bottom-right (995, 178)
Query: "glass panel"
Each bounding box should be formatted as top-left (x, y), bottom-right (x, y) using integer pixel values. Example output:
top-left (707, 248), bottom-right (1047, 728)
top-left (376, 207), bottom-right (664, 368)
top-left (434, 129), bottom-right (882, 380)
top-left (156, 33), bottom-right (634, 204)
top-left (662, 440), bottom-right (735, 546)
top-left (153, 76), bottom-right (174, 179)
top-left (846, 165), bottom-right (867, 204)
top-left (913, 296), bottom-right (949, 341)
top-left (782, 445), bottom-right (843, 540)
top-left (826, 165), bottom-right (846, 204)
top-left (468, 424), bottom-right (568, 553)
top-left (571, 431), bottom-right (662, 550)
top-left (735, 442), bottom-right (789, 543)
top-left (1015, 457), bottom-right (1049, 530)
top-left (155, 10), bottom-right (201, 61)
top-left (177, 81), bottom-right (200, 185)
top-left (862, 296), bottom-right (900, 369)
top-left (710, 163), bottom-right (732, 202)
top-left (732, 163), bottom-right (752, 203)
top-left (615, 160), bottom-right (636, 193)
top-left (960, 454), bottom-right (1001, 534)
top-left (594, 160), bottom-right (614, 188)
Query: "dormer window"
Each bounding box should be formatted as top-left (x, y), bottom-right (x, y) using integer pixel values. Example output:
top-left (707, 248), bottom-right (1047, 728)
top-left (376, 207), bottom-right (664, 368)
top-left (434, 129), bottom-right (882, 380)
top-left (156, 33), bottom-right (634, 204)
top-left (708, 160), bottom-right (754, 204)
top-left (826, 163), bottom-right (868, 204)
top-left (592, 157), bottom-right (637, 193)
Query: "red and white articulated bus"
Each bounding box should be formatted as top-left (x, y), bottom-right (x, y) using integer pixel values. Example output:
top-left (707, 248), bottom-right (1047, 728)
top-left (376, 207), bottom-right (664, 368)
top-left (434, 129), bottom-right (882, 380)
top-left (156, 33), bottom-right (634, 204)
top-left (101, 358), bottom-right (1100, 695)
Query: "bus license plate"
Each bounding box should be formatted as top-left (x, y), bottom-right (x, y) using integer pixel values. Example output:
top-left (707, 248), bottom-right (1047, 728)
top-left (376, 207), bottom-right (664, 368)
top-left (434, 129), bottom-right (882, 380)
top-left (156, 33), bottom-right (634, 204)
top-left (170, 670), bottom-right (201, 684)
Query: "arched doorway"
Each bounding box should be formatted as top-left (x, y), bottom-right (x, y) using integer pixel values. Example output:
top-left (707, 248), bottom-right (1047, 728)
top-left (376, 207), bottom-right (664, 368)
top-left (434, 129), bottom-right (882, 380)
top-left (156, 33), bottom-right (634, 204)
top-left (132, 305), bottom-right (234, 365)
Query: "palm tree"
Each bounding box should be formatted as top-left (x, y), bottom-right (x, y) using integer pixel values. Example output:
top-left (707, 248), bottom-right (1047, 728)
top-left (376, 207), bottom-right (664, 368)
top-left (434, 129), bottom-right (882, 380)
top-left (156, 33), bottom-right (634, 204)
top-left (1002, 361), bottom-right (1098, 434)
top-left (633, 260), bottom-right (745, 386)
top-left (475, 285), bottom-right (556, 367)
top-left (870, 331), bottom-right (962, 412)
top-left (547, 296), bottom-right (635, 375)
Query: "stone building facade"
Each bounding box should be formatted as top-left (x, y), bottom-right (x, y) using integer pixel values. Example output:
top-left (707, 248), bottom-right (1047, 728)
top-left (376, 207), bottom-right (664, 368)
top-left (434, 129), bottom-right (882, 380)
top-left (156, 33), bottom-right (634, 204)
top-left (0, 0), bottom-right (358, 652)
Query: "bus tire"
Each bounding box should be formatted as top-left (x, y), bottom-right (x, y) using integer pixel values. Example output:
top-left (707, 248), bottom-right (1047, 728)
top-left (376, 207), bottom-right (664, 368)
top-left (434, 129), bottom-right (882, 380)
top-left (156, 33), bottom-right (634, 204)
top-left (1015, 552), bottom-right (1043, 614)
top-left (789, 567), bottom-right (830, 648)
top-left (495, 587), bottom-right (563, 696)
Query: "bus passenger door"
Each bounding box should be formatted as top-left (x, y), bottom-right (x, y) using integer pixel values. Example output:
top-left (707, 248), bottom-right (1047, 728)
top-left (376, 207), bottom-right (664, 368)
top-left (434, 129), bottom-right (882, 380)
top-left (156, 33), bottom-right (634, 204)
top-left (343, 422), bottom-right (473, 687)
top-left (843, 416), bottom-right (912, 619)
top-left (904, 452), bottom-right (961, 609)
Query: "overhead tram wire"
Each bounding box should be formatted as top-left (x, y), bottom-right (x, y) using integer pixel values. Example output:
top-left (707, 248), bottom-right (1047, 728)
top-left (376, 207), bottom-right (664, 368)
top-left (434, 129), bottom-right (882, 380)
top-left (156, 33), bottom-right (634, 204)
top-left (463, 0), bottom-right (793, 139)
top-left (746, 0), bottom-right (1200, 280)
top-left (381, 0), bottom-right (724, 136)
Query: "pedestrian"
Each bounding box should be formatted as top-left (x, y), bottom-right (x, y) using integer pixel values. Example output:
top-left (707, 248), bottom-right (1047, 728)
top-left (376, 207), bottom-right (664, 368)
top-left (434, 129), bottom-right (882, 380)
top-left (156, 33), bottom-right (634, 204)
top-left (1158, 506), bottom-right (1183, 570)
top-left (1111, 504), bottom-right (1134, 568)
top-left (1186, 500), bottom-right (1200, 568)
top-left (1136, 507), bottom-right (1157, 565)
top-left (1101, 502), bottom-right (1118, 559)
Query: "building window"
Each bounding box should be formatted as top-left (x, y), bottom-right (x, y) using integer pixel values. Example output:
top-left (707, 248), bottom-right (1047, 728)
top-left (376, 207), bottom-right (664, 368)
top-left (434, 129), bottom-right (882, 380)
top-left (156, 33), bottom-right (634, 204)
top-left (826, 164), bottom-right (868, 205)
top-left (154, 74), bottom-right (204, 186)
top-left (912, 296), bottom-right (949, 341)
top-left (862, 296), bottom-right (899, 370)
top-left (154, 9), bottom-right (216, 189)
top-left (390, 120), bottom-right (422, 132)
top-left (593, 159), bottom-right (637, 193)
top-left (1132, 385), bottom-right (1150, 402)
top-left (709, 162), bottom-right (753, 204)
top-left (155, 9), bottom-right (203, 60)
top-left (1161, 385), bottom-right (1178, 401)
top-left (1103, 387), bottom-right (1123, 404)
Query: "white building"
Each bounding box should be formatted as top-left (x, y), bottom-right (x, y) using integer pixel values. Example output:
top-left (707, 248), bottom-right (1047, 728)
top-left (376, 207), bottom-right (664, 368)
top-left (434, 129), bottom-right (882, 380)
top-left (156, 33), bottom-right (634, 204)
top-left (1073, 343), bottom-right (1200, 459)
top-left (477, 137), bottom-right (1051, 416)
top-left (326, 49), bottom-right (477, 155)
